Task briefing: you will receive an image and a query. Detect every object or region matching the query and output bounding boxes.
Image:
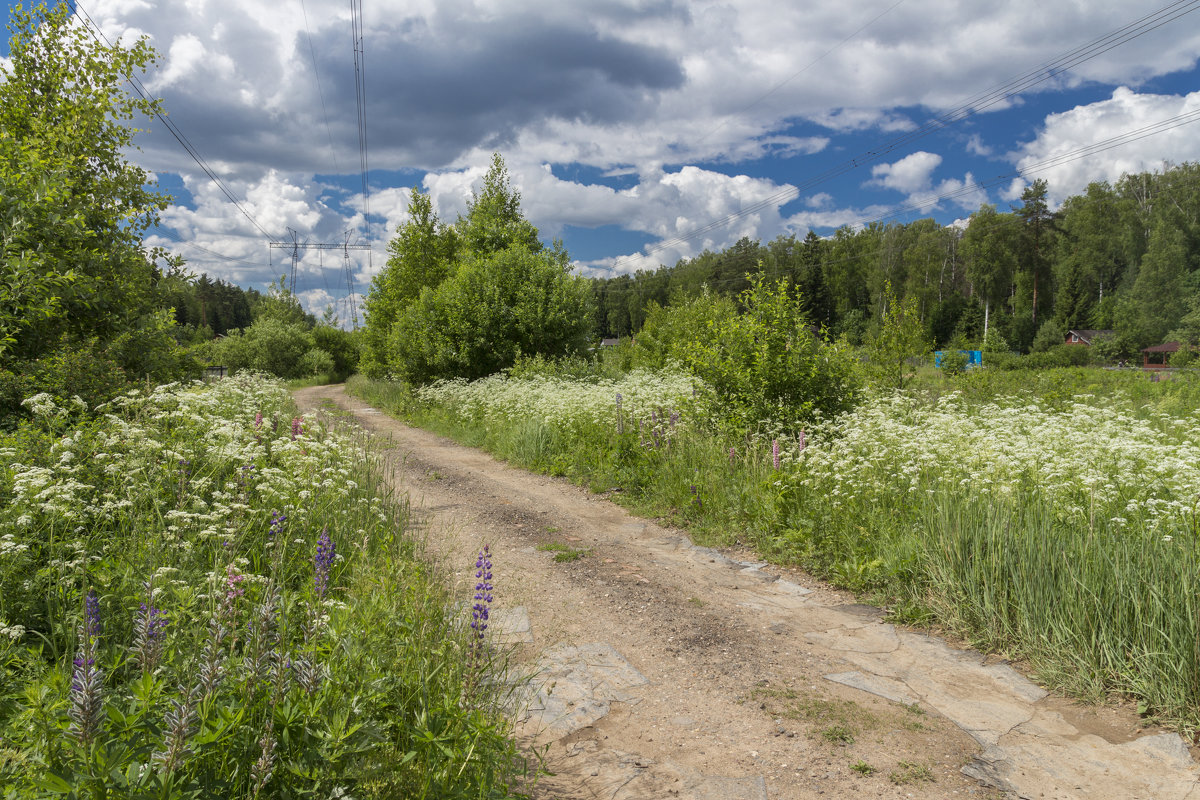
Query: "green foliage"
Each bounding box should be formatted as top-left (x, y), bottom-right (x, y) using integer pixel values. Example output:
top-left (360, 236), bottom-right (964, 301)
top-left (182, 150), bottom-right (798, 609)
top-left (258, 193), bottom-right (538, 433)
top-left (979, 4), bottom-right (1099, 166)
top-left (310, 324), bottom-right (360, 382)
top-left (632, 276), bottom-right (861, 426)
top-left (362, 188), bottom-right (458, 377)
top-left (364, 155), bottom-right (591, 383)
top-left (456, 154), bottom-right (542, 258)
top-left (197, 318), bottom-right (318, 379)
top-left (0, 339), bottom-right (128, 426)
top-left (0, 2), bottom-right (169, 362)
top-left (388, 244), bottom-right (594, 384)
top-left (1030, 320), bottom-right (1065, 353)
top-left (863, 281), bottom-right (930, 390)
top-left (0, 377), bottom-right (528, 798)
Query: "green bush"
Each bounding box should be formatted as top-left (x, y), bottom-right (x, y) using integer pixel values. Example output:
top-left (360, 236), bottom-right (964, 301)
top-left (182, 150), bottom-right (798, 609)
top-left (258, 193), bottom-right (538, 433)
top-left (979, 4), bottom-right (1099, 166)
top-left (389, 244), bottom-right (595, 384)
top-left (632, 277), bottom-right (860, 427)
top-left (197, 318), bottom-right (318, 379)
top-left (310, 324), bottom-right (360, 381)
top-left (297, 347), bottom-right (336, 377)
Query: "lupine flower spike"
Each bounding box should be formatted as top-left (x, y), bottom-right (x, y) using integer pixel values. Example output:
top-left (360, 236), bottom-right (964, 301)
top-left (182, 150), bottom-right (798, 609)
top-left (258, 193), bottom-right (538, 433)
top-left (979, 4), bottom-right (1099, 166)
top-left (268, 510), bottom-right (287, 545)
top-left (772, 438), bottom-right (781, 471)
top-left (68, 591), bottom-right (104, 746)
top-left (464, 545), bottom-right (494, 704)
top-left (151, 685), bottom-right (198, 774)
top-left (132, 585), bottom-right (168, 674)
top-left (314, 527), bottom-right (335, 600)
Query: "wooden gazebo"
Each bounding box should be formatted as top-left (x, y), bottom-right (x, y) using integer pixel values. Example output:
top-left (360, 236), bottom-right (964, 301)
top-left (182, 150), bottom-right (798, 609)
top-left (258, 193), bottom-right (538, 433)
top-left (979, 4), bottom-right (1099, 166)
top-left (1141, 342), bottom-right (1179, 370)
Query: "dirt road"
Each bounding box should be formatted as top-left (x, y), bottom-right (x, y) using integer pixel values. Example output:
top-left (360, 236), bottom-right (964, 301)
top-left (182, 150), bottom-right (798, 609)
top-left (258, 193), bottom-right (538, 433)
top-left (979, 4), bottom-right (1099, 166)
top-left (294, 385), bottom-right (1199, 800)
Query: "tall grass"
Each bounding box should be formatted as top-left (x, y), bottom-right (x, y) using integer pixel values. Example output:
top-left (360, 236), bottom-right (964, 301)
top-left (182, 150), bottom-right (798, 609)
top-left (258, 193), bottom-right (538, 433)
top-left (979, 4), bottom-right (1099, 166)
top-left (0, 375), bottom-right (528, 798)
top-left (348, 368), bottom-right (1200, 731)
top-left (921, 493), bottom-right (1200, 715)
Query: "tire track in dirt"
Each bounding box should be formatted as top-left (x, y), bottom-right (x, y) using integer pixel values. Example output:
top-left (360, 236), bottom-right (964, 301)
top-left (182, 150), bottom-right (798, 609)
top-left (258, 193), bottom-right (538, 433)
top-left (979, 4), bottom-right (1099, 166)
top-left (295, 385), bottom-right (1198, 800)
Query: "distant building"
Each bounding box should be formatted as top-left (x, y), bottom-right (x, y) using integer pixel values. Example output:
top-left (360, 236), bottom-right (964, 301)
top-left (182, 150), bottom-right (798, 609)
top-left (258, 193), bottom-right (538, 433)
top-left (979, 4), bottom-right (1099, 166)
top-left (1064, 329), bottom-right (1114, 346)
top-left (1142, 341), bottom-right (1180, 370)
top-left (599, 337), bottom-right (620, 348)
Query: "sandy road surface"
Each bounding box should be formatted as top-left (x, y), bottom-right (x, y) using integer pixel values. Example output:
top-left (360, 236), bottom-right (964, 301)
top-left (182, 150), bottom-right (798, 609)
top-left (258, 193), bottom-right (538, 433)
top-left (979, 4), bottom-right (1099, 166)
top-left (294, 385), bottom-right (1198, 800)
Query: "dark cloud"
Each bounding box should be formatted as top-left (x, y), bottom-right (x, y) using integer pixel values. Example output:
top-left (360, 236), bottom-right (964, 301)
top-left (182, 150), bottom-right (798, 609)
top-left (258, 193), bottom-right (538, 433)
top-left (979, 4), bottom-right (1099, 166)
top-left (137, 9), bottom-right (685, 175)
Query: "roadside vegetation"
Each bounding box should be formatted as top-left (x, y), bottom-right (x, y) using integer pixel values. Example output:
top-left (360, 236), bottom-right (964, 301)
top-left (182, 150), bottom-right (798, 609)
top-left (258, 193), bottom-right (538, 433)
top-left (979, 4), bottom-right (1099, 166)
top-left (0, 374), bottom-right (528, 798)
top-left (349, 359), bottom-right (1200, 733)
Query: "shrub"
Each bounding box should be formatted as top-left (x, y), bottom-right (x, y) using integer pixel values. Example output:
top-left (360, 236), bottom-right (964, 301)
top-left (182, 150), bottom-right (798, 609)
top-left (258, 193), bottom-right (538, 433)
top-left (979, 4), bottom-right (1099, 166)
top-left (632, 277), bottom-right (860, 427)
top-left (297, 346), bottom-right (336, 377)
top-left (389, 244), bottom-right (595, 384)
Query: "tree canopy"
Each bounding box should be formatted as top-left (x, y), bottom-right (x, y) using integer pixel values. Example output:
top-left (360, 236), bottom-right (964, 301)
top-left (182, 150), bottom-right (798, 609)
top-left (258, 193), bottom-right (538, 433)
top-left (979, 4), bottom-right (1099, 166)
top-left (0, 2), bottom-right (168, 361)
top-left (362, 154), bottom-right (593, 383)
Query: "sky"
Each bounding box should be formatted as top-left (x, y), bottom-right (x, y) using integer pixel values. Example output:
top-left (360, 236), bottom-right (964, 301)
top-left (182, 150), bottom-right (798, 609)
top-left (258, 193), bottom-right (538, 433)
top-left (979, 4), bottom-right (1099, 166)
top-left (5, 0), bottom-right (1200, 324)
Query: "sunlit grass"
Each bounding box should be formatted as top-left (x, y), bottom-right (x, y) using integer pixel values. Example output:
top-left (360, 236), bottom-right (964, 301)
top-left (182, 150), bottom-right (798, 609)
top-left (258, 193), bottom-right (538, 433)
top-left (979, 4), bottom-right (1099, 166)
top-left (349, 368), bottom-right (1200, 732)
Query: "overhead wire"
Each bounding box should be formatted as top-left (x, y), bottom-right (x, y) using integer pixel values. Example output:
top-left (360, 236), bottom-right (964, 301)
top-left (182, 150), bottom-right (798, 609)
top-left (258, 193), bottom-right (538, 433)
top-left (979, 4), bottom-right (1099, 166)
top-left (299, 0), bottom-right (342, 176)
top-left (593, 106), bottom-right (1200, 298)
top-left (348, 0), bottom-right (370, 321)
top-left (605, 0), bottom-right (1200, 272)
top-left (71, 0), bottom-right (281, 243)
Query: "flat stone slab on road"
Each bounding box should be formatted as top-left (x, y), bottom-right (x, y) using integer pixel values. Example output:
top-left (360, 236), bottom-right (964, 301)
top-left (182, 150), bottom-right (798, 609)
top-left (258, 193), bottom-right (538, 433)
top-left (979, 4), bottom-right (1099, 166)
top-left (492, 606), bottom-right (534, 644)
top-left (520, 642), bottom-right (649, 737)
top-left (547, 744), bottom-right (768, 800)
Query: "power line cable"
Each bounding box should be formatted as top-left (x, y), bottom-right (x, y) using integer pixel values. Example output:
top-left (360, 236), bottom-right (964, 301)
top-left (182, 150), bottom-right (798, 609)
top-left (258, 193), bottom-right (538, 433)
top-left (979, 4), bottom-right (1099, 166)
top-left (694, 0), bottom-right (908, 150)
top-left (595, 106), bottom-right (1200, 294)
top-left (299, 0), bottom-right (342, 175)
top-left (607, 0), bottom-right (1200, 271)
top-left (153, 227), bottom-right (275, 267)
top-left (71, 0), bottom-right (280, 242)
top-left (349, 0), bottom-right (371, 312)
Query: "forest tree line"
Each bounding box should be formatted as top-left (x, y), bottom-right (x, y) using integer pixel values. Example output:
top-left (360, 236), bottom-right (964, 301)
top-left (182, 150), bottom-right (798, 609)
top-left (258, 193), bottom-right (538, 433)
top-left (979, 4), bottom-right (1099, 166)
top-left (593, 164), bottom-right (1200, 359)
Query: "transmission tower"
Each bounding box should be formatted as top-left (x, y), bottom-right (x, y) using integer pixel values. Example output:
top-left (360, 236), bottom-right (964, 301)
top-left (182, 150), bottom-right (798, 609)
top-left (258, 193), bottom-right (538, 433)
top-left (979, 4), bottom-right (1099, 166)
top-left (269, 229), bottom-right (370, 329)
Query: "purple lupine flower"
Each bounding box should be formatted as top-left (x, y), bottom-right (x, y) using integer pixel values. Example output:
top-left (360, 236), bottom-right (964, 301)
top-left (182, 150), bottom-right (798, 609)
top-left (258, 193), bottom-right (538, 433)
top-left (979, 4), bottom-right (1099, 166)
top-left (254, 411), bottom-right (263, 429)
top-left (798, 430), bottom-right (807, 452)
top-left (268, 510), bottom-right (287, 545)
top-left (84, 591), bottom-right (102, 639)
top-left (464, 545), bottom-right (494, 705)
top-left (615, 393), bottom-right (624, 435)
top-left (729, 447), bottom-right (737, 466)
top-left (69, 595), bottom-right (104, 746)
top-left (314, 528), bottom-right (335, 600)
top-left (471, 545), bottom-right (493, 637)
top-left (772, 438), bottom-right (780, 471)
top-left (690, 485), bottom-right (703, 511)
top-left (668, 411), bottom-right (680, 430)
top-left (290, 417), bottom-right (303, 441)
top-left (132, 596), bottom-right (168, 673)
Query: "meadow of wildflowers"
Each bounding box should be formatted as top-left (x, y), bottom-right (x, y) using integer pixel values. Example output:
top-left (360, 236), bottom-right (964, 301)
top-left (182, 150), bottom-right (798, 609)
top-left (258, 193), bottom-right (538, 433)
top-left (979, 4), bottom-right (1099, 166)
top-left (415, 368), bottom-right (700, 432)
top-left (353, 367), bottom-right (1200, 730)
top-left (0, 374), bottom-right (527, 798)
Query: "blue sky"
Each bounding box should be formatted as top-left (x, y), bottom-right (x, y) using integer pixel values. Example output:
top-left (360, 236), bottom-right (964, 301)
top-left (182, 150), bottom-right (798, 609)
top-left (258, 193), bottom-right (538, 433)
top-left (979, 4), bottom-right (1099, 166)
top-left (5, 0), bottom-right (1200, 321)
